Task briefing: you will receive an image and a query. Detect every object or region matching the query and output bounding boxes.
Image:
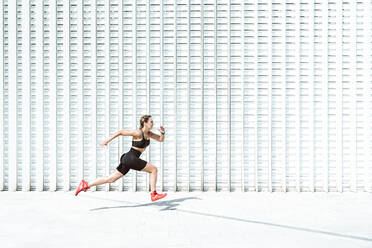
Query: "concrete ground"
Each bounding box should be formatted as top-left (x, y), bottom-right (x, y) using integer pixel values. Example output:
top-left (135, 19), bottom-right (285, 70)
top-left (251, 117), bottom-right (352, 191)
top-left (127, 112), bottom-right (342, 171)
top-left (1, 191), bottom-right (371, 248)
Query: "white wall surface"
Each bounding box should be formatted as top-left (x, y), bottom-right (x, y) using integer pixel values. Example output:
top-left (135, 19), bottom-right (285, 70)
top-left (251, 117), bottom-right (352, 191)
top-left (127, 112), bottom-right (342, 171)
top-left (0, 0), bottom-right (371, 192)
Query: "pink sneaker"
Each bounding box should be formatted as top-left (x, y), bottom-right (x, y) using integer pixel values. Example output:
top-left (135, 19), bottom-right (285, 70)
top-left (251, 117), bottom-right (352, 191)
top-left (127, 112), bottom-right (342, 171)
top-left (75, 180), bottom-right (90, 196)
top-left (151, 191), bottom-right (167, 202)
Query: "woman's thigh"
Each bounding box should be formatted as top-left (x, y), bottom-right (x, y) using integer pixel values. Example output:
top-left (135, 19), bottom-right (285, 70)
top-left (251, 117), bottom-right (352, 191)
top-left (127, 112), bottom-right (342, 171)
top-left (126, 156), bottom-right (148, 171)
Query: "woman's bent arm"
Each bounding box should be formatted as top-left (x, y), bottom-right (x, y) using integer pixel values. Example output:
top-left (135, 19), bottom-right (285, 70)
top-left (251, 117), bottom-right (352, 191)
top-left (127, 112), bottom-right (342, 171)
top-left (148, 131), bottom-right (165, 142)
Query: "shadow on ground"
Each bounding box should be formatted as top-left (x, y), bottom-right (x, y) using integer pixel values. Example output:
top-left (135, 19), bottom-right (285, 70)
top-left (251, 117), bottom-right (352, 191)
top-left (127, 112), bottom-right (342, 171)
top-left (88, 196), bottom-right (200, 211)
top-left (81, 194), bottom-right (372, 243)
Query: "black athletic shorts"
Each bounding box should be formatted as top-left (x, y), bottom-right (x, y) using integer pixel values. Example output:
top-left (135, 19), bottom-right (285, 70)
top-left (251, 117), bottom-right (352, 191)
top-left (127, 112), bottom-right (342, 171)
top-left (116, 148), bottom-right (147, 176)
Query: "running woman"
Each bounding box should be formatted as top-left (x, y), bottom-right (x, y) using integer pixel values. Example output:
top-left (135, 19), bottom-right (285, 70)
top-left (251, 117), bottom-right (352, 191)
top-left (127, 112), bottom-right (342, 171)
top-left (75, 114), bottom-right (167, 202)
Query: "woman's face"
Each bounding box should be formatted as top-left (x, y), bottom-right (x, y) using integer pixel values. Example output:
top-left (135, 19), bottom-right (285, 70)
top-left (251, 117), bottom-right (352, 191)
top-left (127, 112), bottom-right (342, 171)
top-left (145, 117), bottom-right (154, 129)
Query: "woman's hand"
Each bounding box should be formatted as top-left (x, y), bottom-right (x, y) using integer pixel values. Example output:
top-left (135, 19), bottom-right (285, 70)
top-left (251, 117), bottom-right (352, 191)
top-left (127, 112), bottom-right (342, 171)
top-left (158, 126), bottom-right (165, 134)
top-left (99, 141), bottom-right (108, 147)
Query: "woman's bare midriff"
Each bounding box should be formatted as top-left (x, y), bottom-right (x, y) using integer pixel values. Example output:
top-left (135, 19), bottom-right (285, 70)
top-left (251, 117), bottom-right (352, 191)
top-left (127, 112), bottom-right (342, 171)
top-left (131, 146), bottom-right (145, 153)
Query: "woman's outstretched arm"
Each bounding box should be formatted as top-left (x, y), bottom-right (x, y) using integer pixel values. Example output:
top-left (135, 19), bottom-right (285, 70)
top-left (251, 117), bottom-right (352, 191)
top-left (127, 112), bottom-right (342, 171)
top-left (99, 129), bottom-right (136, 146)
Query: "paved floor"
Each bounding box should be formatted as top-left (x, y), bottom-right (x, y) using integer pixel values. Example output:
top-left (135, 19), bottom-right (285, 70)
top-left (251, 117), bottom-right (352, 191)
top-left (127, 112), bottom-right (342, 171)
top-left (1, 191), bottom-right (371, 248)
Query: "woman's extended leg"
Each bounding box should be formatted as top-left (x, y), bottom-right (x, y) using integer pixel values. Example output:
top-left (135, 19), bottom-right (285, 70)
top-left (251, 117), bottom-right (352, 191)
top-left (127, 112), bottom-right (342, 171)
top-left (75, 169), bottom-right (124, 196)
top-left (88, 169), bottom-right (124, 188)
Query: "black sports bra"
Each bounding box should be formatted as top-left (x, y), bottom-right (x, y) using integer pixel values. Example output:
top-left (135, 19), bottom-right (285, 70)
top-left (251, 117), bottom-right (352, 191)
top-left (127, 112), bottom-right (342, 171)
top-left (132, 129), bottom-right (150, 148)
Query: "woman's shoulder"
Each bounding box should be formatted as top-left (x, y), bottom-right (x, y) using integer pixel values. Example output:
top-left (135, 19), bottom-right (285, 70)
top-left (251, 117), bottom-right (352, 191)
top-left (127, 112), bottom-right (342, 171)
top-left (133, 129), bottom-right (143, 138)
